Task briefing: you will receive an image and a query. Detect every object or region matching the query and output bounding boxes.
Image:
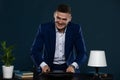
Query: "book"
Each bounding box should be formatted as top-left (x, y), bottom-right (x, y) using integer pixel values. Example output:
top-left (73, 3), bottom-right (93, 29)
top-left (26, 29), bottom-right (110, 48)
top-left (14, 70), bottom-right (33, 79)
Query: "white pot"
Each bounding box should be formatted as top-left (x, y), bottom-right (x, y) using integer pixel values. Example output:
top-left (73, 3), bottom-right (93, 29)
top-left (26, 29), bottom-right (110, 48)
top-left (2, 65), bottom-right (14, 79)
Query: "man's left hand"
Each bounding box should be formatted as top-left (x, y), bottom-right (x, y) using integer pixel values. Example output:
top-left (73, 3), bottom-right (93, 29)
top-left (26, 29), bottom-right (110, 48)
top-left (66, 65), bottom-right (75, 73)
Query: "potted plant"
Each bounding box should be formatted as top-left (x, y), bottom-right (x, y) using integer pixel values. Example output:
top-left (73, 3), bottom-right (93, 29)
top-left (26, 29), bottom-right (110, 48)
top-left (0, 41), bottom-right (15, 79)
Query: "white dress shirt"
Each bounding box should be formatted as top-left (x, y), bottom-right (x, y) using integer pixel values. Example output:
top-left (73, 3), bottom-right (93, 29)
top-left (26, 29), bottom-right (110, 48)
top-left (53, 29), bottom-right (66, 64)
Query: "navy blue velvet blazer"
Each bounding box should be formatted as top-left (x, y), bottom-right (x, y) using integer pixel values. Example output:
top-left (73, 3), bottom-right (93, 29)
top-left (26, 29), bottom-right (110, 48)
top-left (31, 22), bottom-right (87, 68)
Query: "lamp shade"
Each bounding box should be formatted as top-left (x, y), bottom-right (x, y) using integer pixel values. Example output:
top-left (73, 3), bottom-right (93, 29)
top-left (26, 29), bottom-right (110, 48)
top-left (88, 50), bottom-right (107, 67)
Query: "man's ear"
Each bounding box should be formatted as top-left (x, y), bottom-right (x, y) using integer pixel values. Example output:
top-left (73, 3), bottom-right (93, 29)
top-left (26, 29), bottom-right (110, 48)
top-left (53, 12), bottom-right (56, 18)
top-left (69, 15), bottom-right (72, 22)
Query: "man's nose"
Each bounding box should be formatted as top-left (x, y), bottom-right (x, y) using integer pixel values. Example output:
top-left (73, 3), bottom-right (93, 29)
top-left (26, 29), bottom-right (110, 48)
top-left (58, 19), bottom-right (63, 23)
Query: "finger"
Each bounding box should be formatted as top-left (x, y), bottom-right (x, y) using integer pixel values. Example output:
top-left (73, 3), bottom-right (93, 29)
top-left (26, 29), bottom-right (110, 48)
top-left (66, 69), bottom-right (74, 73)
top-left (48, 68), bottom-right (50, 72)
top-left (46, 69), bottom-right (49, 72)
top-left (66, 69), bottom-right (70, 72)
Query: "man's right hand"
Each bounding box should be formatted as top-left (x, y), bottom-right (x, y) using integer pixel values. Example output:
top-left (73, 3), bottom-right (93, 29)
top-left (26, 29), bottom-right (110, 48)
top-left (41, 65), bottom-right (50, 73)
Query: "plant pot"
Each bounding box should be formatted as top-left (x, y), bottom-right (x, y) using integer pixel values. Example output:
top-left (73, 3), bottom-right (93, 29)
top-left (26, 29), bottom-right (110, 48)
top-left (2, 65), bottom-right (14, 79)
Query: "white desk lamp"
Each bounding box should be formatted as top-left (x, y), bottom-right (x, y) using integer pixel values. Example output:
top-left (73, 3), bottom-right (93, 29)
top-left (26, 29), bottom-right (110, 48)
top-left (88, 50), bottom-right (107, 74)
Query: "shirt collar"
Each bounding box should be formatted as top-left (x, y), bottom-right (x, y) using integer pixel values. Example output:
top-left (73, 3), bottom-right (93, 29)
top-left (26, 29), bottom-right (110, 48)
top-left (55, 26), bottom-right (67, 33)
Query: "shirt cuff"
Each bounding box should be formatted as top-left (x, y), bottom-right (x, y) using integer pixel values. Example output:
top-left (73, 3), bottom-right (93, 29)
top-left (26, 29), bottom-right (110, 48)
top-left (40, 62), bottom-right (47, 68)
top-left (71, 62), bottom-right (79, 69)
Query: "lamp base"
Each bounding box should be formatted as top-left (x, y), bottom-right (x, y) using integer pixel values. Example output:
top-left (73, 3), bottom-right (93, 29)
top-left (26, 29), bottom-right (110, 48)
top-left (93, 73), bottom-right (108, 79)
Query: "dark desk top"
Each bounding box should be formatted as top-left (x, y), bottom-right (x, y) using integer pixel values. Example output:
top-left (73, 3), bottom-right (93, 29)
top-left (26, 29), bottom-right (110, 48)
top-left (35, 72), bottom-right (113, 80)
top-left (0, 72), bottom-right (113, 80)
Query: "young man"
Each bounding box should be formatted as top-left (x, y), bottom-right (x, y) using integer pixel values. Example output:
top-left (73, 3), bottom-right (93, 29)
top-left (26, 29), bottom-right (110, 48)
top-left (31, 4), bottom-right (87, 73)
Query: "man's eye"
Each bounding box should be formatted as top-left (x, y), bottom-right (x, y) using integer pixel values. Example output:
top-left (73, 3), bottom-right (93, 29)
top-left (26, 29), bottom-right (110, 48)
top-left (62, 19), bottom-right (67, 21)
top-left (57, 17), bottom-right (61, 19)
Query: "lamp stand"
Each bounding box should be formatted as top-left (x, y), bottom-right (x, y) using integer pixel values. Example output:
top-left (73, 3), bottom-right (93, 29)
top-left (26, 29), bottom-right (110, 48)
top-left (94, 67), bottom-right (99, 77)
top-left (92, 67), bottom-right (101, 80)
top-left (95, 67), bottom-right (99, 74)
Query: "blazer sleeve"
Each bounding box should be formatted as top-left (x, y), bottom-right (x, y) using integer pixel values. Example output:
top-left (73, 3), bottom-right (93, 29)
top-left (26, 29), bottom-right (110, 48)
top-left (30, 24), bottom-right (44, 67)
top-left (74, 24), bottom-right (87, 66)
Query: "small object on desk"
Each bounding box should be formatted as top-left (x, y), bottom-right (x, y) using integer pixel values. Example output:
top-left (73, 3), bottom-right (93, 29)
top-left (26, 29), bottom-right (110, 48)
top-left (89, 72), bottom-right (113, 80)
top-left (14, 70), bottom-right (33, 79)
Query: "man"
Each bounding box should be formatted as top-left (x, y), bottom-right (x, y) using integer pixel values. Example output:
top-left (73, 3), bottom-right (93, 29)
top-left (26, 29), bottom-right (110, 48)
top-left (31, 4), bottom-right (87, 74)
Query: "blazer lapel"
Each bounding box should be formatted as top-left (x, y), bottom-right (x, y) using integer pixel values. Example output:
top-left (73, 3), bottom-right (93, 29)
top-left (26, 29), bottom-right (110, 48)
top-left (65, 25), bottom-right (72, 60)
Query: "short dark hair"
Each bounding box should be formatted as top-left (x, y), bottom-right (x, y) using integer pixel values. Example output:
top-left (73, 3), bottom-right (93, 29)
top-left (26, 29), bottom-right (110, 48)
top-left (56, 4), bottom-right (71, 14)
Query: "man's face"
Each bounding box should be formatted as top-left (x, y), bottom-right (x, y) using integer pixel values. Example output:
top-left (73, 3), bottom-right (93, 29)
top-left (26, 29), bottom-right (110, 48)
top-left (54, 11), bottom-right (72, 31)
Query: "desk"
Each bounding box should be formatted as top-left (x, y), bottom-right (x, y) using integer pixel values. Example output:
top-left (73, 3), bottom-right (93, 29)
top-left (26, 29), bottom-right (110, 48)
top-left (35, 72), bottom-right (113, 80)
top-left (14, 76), bottom-right (33, 80)
top-left (0, 73), bottom-right (113, 80)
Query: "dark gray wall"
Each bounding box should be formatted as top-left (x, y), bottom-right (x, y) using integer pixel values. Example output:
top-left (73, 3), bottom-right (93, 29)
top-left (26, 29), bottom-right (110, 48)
top-left (0, 0), bottom-right (120, 79)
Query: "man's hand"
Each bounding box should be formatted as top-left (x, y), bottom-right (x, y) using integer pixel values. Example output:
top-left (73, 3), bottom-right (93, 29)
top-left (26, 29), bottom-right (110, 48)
top-left (41, 65), bottom-right (50, 73)
top-left (66, 65), bottom-right (75, 73)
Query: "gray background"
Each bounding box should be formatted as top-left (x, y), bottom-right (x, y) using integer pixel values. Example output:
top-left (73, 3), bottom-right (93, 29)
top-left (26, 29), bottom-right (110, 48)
top-left (0, 0), bottom-right (120, 79)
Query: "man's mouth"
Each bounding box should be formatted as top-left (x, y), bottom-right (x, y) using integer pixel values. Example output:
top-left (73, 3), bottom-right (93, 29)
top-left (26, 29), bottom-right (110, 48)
top-left (57, 23), bottom-right (65, 26)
